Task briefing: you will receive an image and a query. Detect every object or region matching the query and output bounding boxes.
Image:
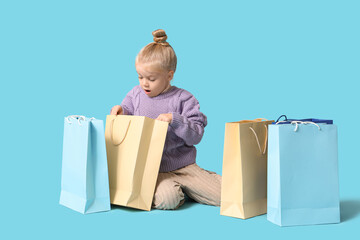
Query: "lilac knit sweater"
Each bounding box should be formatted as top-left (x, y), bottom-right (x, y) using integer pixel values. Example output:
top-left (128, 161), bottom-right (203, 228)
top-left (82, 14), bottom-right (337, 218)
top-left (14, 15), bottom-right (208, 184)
top-left (120, 85), bottom-right (207, 172)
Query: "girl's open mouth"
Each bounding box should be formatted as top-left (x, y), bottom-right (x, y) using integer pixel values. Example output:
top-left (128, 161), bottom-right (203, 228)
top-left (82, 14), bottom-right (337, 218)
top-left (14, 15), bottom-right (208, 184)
top-left (144, 89), bottom-right (151, 94)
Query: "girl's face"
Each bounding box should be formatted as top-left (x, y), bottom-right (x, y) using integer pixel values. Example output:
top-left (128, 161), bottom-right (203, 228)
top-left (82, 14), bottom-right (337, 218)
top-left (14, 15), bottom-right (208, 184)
top-left (136, 62), bottom-right (174, 98)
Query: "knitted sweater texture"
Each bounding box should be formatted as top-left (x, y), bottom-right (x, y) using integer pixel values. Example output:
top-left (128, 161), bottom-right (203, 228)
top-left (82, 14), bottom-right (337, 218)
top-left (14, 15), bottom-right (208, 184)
top-left (121, 85), bottom-right (207, 172)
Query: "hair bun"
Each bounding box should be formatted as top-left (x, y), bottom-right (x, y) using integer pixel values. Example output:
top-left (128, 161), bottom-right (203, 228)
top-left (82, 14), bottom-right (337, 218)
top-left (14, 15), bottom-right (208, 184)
top-left (152, 29), bottom-right (169, 45)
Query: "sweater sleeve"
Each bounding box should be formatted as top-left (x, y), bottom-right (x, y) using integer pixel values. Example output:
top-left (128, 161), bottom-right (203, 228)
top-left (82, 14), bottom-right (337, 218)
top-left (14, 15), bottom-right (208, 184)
top-left (120, 87), bottom-right (136, 115)
top-left (170, 92), bottom-right (207, 146)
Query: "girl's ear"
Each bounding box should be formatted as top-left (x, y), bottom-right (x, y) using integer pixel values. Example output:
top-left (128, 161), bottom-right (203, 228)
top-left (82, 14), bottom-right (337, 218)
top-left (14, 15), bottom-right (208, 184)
top-left (168, 70), bottom-right (175, 81)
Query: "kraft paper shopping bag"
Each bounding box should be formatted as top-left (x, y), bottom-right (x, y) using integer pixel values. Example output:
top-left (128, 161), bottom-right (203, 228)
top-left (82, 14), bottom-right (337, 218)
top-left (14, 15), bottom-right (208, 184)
top-left (220, 118), bottom-right (274, 219)
top-left (267, 121), bottom-right (340, 226)
top-left (60, 115), bottom-right (111, 214)
top-left (105, 115), bottom-right (168, 211)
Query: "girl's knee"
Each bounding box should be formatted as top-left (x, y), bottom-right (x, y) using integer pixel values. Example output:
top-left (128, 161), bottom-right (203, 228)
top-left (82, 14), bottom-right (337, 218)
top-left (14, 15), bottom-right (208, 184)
top-left (152, 184), bottom-right (185, 210)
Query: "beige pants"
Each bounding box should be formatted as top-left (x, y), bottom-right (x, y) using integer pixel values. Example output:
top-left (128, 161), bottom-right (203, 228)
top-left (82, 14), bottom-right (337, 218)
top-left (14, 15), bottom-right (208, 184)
top-left (152, 163), bottom-right (222, 210)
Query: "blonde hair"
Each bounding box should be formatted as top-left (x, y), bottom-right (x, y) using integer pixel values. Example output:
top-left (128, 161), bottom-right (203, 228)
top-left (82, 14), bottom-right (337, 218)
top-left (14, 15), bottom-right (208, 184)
top-left (135, 29), bottom-right (177, 72)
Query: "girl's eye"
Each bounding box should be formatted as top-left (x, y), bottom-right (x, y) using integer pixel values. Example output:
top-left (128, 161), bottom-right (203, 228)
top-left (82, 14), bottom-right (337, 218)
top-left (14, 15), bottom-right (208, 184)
top-left (138, 76), bottom-right (143, 79)
top-left (149, 79), bottom-right (155, 82)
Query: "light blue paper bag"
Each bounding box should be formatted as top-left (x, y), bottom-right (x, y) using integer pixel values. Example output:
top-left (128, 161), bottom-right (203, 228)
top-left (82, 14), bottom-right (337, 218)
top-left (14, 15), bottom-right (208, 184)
top-left (267, 121), bottom-right (340, 226)
top-left (60, 115), bottom-right (111, 214)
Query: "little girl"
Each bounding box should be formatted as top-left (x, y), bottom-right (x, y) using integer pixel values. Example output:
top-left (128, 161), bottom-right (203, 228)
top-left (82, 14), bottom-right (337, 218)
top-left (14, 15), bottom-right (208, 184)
top-left (110, 29), bottom-right (221, 210)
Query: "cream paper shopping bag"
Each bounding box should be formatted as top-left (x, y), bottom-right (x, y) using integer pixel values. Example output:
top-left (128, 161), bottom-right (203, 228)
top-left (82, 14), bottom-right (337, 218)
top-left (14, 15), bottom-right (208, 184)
top-left (105, 115), bottom-right (168, 211)
top-left (220, 119), bottom-right (274, 219)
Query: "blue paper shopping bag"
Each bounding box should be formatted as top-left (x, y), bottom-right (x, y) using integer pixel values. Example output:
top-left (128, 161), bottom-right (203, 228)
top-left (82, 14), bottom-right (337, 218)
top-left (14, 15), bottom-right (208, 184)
top-left (267, 121), bottom-right (340, 226)
top-left (60, 115), bottom-right (111, 214)
top-left (274, 115), bottom-right (333, 125)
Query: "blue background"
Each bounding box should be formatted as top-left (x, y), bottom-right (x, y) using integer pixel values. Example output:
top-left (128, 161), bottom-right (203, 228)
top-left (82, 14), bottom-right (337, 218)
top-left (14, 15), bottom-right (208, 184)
top-left (1, 0), bottom-right (359, 239)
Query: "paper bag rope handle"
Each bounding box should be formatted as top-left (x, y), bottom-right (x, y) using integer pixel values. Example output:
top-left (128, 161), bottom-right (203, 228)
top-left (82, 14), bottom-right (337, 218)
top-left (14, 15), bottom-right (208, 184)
top-left (110, 118), bottom-right (131, 146)
top-left (65, 115), bottom-right (95, 125)
top-left (253, 118), bottom-right (268, 121)
top-left (275, 115), bottom-right (287, 122)
top-left (276, 120), bottom-right (321, 132)
top-left (249, 125), bottom-right (268, 155)
top-left (237, 118), bottom-right (269, 123)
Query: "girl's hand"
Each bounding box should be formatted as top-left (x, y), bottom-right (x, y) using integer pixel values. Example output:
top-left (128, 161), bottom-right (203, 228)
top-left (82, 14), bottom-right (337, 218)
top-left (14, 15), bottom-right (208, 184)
top-left (156, 113), bottom-right (173, 123)
top-left (110, 105), bottom-right (123, 115)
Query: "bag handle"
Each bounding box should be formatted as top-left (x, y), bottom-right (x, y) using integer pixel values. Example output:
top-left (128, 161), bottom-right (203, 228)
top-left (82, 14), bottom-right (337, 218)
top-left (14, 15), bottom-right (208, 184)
top-left (275, 120), bottom-right (321, 132)
top-left (253, 118), bottom-right (269, 122)
top-left (291, 121), bottom-right (321, 132)
top-left (249, 125), bottom-right (268, 155)
top-left (237, 118), bottom-right (269, 124)
top-left (275, 115), bottom-right (287, 123)
top-left (110, 117), bottom-right (131, 146)
top-left (66, 115), bottom-right (86, 125)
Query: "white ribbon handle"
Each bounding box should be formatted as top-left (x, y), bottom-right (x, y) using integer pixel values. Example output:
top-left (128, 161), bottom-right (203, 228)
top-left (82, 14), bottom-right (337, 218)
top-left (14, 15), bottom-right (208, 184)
top-left (66, 115), bottom-right (95, 125)
top-left (249, 125), bottom-right (268, 155)
top-left (276, 120), bottom-right (321, 131)
top-left (291, 121), bottom-right (321, 132)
